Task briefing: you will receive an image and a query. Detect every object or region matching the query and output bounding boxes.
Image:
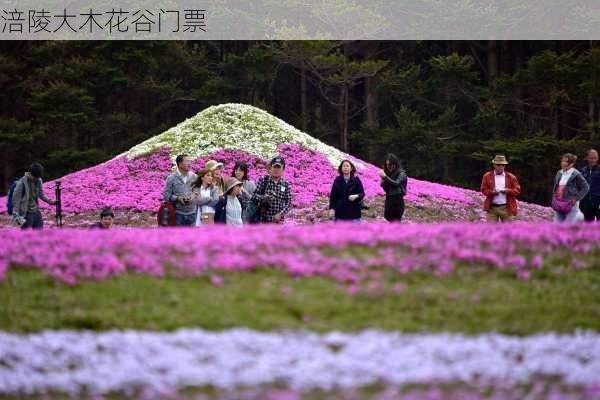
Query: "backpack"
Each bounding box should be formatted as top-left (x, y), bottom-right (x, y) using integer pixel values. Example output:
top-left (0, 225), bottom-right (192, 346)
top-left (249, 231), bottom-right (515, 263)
top-left (6, 180), bottom-right (18, 215)
top-left (244, 200), bottom-right (261, 224)
top-left (157, 201), bottom-right (176, 226)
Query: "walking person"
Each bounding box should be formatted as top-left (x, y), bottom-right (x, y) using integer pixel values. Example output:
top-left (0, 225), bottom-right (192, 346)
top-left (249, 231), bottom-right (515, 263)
top-left (10, 163), bottom-right (57, 229)
top-left (215, 178), bottom-right (245, 227)
top-left (379, 154), bottom-right (407, 222)
top-left (232, 161), bottom-right (256, 222)
top-left (480, 155), bottom-right (521, 222)
top-left (251, 156), bottom-right (293, 224)
top-left (163, 154), bottom-right (197, 227)
top-left (191, 169), bottom-right (220, 226)
top-left (328, 160), bottom-right (365, 222)
top-left (579, 149), bottom-right (600, 221)
top-left (552, 153), bottom-right (589, 223)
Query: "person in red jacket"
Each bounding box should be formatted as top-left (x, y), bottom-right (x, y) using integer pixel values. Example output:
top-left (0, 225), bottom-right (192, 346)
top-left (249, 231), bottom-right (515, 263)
top-left (480, 155), bottom-right (521, 222)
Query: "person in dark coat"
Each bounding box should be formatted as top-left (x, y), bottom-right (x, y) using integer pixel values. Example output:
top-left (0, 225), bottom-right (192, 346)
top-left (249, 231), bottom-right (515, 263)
top-left (580, 149), bottom-right (600, 221)
top-left (379, 154), bottom-right (407, 222)
top-left (328, 160), bottom-right (365, 222)
top-left (10, 163), bottom-right (57, 229)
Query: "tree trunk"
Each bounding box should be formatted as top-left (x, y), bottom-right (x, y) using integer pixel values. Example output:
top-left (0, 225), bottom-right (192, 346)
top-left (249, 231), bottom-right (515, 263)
top-left (487, 40), bottom-right (498, 83)
top-left (590, 40), bottom-right (597, 137)
top-left (514, 41), bottom-right (525, 125)
top-left (339, 85), bottom-right (349, 152)
top-left (300, 64), bottom-right (308, 132)
top-left (551, 109), bottom-right (560, 139)
top-left (363, 41), bottom-right (379, 128)
top-left (3, 159), bottom-right (14, 195)
top-left (365, 76), bottom-right (378, 128)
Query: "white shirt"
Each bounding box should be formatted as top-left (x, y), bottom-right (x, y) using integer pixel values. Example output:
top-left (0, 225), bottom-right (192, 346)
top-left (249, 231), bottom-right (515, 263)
top-left (493, 172), bottom-right (507, 205)
top-left (195, 186), bottom-right (215, 226)
top-left (225, 196), bottom-right (243, 227)
top-left (559, 168), bottom-right (575, 185)
top-left (200, 187), bottom-right (215, 214)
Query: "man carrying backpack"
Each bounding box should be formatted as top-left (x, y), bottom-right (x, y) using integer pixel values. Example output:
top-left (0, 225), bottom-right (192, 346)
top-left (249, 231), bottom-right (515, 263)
top-left (10, 163), bottom-right (57, 229)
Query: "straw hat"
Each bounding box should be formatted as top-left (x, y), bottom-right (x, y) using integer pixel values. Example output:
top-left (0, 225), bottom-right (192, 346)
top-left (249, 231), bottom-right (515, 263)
top-left (205, 160), bottom-right (224, 171)
top-left (491, 155), bottom-right (509, 165)
top-left (225, 177), bottom-right (243, 194)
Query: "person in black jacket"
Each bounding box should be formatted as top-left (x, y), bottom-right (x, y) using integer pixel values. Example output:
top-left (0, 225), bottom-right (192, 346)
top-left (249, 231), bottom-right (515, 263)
top-left (379, 154), bottom-right (407, 222)
top-left (328, 160), bottom-right (365, 222)
top-left (580, 149), bottom-right (600, 221)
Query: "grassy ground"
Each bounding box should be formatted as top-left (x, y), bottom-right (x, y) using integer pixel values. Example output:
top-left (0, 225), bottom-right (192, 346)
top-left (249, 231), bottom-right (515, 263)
top-left (1, 265), bottom-right (598, 400)
top-left (2, 265), bottom-right (599, 335)
top-left (0, 382), bottom-right (592, 400)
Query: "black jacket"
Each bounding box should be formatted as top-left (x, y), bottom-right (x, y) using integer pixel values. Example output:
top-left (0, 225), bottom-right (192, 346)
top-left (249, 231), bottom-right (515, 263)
top-left (381, 168), bottom-right (407, 197)
top-left (214, 195), bottom-right (246, 224)
top-left (328, 175), bottom-right (365, 220)
top-left (581, 165), bottom-right (600, 201)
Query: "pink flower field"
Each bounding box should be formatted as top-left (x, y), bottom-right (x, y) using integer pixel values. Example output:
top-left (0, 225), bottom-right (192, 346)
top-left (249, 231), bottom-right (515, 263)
top-left (0, 144), bottom-right (552, 226)
top-left (0, 222), bottom-right (598, 286)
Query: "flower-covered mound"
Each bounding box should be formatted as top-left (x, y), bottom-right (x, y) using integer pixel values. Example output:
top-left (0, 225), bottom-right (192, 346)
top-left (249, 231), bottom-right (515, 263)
top-left (0, 222), bottom-right (598, 286)
top-left (0, 329), bottom-right (598, 397)
top-left (0, 103), bottom-right (552, 224)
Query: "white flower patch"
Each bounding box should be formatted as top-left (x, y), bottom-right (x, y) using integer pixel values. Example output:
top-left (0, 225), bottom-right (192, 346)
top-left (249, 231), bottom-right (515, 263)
top-left (0, 329), bottom-right (598, 396)
top-left (123, 103), bottom-right (356, 169)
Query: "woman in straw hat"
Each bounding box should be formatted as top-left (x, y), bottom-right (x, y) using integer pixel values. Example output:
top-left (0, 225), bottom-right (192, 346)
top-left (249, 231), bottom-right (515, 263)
top-left (214, 177), bottom-right (245, 227)
top-left (204, 159), bottom-right (226, 196)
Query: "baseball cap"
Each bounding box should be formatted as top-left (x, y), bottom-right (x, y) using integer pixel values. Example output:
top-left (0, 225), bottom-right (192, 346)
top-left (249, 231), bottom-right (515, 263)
top-left (270, 156), bottom-right (285, 168)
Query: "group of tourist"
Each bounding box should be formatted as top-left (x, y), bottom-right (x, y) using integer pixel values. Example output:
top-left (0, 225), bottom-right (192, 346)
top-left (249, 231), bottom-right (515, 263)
top-left (481, 149), bottom-right (599, 223)
top-left (7, 148), bottom-right (599, 229)
top-left (160, 153), bottom-right (409, 228)
top-left (161, 154), bottom-right (293, 227)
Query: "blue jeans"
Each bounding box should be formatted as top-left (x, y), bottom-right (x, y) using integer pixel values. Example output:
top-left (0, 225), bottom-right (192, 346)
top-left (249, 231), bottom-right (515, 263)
top-left (175, 212), bottom-right (196, 227)
top-left (22, 211), bottom-right (43, 229)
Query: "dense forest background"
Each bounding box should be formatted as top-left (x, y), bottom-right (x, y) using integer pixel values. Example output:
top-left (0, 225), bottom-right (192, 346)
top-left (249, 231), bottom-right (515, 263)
top-left (0, 40), bottom-right (598, 204)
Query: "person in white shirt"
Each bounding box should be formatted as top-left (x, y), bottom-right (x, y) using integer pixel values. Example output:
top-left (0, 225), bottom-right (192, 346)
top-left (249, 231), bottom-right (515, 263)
top-left (480, 155), bottom-right (521, 222)
top-left (231, 161), bottom-right (256, 223)
top-left (215, 178), bottom-right (245, 227)
top-left (191, 169), bottom-right (220, 226)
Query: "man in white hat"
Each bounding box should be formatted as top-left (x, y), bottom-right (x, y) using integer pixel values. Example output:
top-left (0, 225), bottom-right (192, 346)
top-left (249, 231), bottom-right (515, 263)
top-left (480, 155), bottom-right (521, 222)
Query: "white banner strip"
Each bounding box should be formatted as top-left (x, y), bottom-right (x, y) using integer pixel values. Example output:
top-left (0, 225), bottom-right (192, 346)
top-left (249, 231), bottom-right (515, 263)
top-left (0, 1), bottom-right (599, 40)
